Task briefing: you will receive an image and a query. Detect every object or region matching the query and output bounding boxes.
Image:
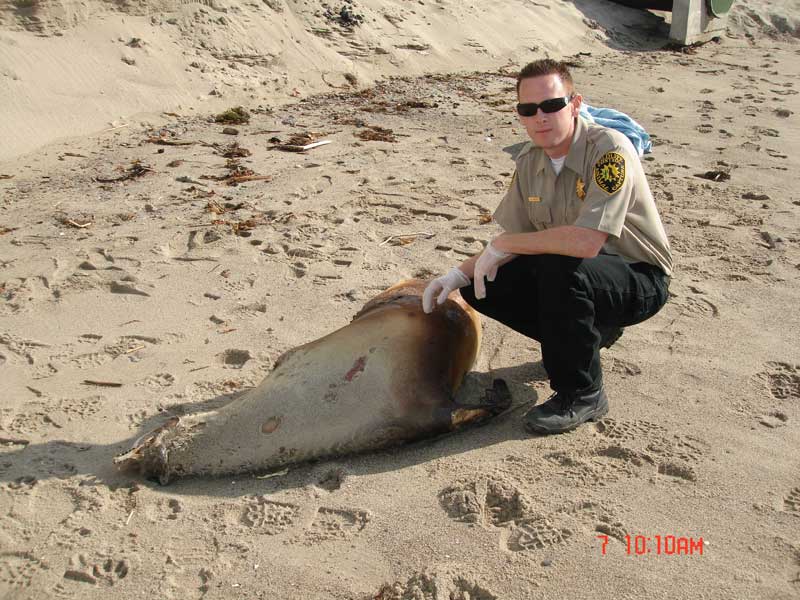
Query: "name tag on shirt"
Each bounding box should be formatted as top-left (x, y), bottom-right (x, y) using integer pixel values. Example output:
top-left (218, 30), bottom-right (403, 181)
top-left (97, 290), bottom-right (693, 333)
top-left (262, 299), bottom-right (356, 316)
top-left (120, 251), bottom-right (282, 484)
top-left (528, 196), bottom-right (541, 203)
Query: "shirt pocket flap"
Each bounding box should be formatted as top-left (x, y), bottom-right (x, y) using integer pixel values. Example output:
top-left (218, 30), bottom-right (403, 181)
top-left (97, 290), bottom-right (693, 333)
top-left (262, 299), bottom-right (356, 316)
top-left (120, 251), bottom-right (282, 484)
top-left (529, 203), bottom-right (552, 225)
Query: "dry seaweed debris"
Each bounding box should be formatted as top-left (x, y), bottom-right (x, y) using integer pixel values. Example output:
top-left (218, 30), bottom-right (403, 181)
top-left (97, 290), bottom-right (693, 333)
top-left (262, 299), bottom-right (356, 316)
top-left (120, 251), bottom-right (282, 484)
top-left (356, 126), bottom-right (397, 142)
top-left (205, 199), bottom-right (249, 215)
top-left (695, 169), bottom-right (731, 182)
top-left (215, 106), bottom-right (251, 125)
top-left (95, 160), bottom-right (153, 184)
top-left (206, 199), bottom-right (227, 215)
top-left (56, 214), bottom-right (94, 229)
top-left (269, 131), bottom-right (332, 152)
top-left (395, 100), bottom-right (433, 111)
top-left (210, 216), bottom-right (266, 235)
top-left (379, 231), bottom-right (435, 246)
top-left (202, 159), bottom-right (271, 186)
top-left (216, 142), bottom-right (252, 158)
top-left (145, 135), bottom-right (195, 146)
top-left (357, 99), bottom-right (434, 115)
top-left (285, 132), bottom-right (322, 146)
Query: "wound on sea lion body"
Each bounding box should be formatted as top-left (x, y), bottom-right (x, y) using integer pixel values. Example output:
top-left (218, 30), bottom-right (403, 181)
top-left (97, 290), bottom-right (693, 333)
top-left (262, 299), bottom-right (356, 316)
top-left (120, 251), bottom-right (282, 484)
top-left (261, 416), bottom-right (282, 434)
top-left (344, 356), bottom-right (367, 382)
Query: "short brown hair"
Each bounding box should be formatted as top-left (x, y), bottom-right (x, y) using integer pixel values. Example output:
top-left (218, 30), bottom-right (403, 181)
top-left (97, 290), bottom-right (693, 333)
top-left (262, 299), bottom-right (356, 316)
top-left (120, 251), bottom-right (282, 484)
top-left (516, 59), bottom-right (574, 95)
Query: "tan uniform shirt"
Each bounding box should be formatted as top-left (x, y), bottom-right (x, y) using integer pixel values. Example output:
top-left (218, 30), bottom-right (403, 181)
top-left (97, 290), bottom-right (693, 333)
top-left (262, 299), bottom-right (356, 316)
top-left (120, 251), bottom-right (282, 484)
top-left (493, 116), bottom-right (673, 276)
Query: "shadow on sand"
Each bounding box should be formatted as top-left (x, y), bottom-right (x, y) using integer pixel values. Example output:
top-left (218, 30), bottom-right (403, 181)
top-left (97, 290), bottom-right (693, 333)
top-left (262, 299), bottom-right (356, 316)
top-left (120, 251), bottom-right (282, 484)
top-left (572, 0), bottom-right (673, 52)
top-left (0, 362), bottom-right (550, 497)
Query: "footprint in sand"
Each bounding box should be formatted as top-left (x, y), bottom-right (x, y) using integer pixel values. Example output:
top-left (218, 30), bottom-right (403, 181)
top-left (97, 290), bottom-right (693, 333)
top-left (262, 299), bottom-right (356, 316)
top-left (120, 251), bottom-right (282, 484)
top-left (593, 416), bottom-right (667, 442)
top-left (166, 498), bottom-right (183, 521)
top-left (783, 488), bottom-right (800, 517)
top-left (656, 461), bottom-right (698, 482)
top-left (609, 357), bottom-right (642, 378)
top-left (137, 373), bottom-right (176, 391)
top-left (0, 276), bottom-right (58, 313)
top-left (593, 418), bottom-right (708, 482)
top-left (109, 280), bottom-right (151, 297)
top-left (758, 411), bottom-right (789, 429)
top-left (68, 351), bottom-right (114, 370)
top-left (695, 99), bottom-right (716, 112)
top-left (373, 569), bottom-right (497, 600)
top-left (235, 301), bottom-right (268, 318)
top-left (0, 551), bottom-right (49, 596)
top-left (4, 408), bottom-right (62, 435)
top-left (438, 473), bottom-right (621, 552)
top-left (240, 497), bottom-right (301, 535)
top-left (674, 294), bottom-right (720, 318)
top-left (77, 333), bottom-right (103, 344)
top-left (125, 410), bottom-right (149, 429)
top-left (540, 450), bottom-right (615, 487)
top-left (774, 538), bottom-right (800, 594)
top-left (506, 515), bottom-right (574, 552)
top-left (438, 475), bottom-right (531, 528)
top-left (766, 148), bottom-right (788, 159)
top-left (57, 396), bottom-right (104, 420)
top-left (218, 349), bottom-right (252, 369)
top-left (0, 332), bottom-right (51, 365)
top-left (30, 362), bottom-right (56, 380)
top-left (303, 507), bottom-right (370, 543)
top-left (63, 554), bottom-right (130, 587)
top-left (540, 442), bottom-right (657, 487)
top-left (103, 335), bottom-right (161, 358)
top-left (506, 500), bottom-right (627, 552)
top-left (565, 500), bottom-right (628, 543)
top-left (316, 467), bottom-right (347, 492)
top-left (757, 362), bottom-right (800, 400)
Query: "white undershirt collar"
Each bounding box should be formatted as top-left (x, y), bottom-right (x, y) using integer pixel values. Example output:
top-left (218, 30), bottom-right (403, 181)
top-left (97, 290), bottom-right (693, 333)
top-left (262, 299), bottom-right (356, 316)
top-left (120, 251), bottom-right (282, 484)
top-left (549, 155), bottom-right (566, 175)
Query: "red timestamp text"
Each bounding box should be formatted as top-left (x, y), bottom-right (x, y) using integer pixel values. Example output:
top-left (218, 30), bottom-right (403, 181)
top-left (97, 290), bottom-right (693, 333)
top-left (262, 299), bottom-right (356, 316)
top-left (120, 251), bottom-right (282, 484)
top-left (596, 534), bottom-right (704, 556)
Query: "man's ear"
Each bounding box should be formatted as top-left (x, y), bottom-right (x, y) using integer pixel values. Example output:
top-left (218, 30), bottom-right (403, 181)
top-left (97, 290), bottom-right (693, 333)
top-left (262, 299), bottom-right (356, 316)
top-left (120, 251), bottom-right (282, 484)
top-left (571, 93), bottom-right (583, 117)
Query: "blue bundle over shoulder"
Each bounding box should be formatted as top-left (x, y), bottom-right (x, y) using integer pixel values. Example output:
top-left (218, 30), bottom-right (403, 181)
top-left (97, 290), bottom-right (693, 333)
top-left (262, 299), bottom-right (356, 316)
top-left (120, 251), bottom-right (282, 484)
top-left (580, 104), bottom-right (652, 157)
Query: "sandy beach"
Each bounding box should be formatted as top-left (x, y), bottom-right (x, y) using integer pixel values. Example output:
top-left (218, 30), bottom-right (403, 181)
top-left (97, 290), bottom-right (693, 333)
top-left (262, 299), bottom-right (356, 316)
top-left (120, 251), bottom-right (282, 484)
top-left (1, 1), bottom-right (799, 598)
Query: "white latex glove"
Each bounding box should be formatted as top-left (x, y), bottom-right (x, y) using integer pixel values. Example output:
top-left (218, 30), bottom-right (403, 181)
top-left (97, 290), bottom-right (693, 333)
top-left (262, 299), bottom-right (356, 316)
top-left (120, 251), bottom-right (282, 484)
top-left (473, 242), bottom-right (513, 300)
top-left (422, 267), bottom-right (471, 314)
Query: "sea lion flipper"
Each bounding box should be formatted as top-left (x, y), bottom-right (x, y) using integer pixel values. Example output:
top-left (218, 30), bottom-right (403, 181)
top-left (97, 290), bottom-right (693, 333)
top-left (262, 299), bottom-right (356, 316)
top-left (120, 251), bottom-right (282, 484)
top-left (450, 378), bottom-right (512, 428)
top-left (481, 378), bottom-right (513, 414)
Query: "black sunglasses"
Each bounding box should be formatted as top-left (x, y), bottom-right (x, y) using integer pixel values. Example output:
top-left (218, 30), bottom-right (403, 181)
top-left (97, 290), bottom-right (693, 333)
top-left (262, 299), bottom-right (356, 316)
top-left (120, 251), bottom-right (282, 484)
top-left (516, 96), bottom-right (573, 117)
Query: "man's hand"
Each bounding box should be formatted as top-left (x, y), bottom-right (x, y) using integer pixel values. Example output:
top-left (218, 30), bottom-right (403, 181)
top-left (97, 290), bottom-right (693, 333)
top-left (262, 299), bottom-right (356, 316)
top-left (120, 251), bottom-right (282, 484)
top-left (473, 242), bottom-right (514, 300)
top-left (422, 267), bottom-right (471, 313)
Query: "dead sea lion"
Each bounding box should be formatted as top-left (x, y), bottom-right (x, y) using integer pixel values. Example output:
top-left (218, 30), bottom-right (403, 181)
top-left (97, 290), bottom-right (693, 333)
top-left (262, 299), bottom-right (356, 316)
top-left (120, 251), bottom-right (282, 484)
top-left (114, 280), bottom-right (510, 484)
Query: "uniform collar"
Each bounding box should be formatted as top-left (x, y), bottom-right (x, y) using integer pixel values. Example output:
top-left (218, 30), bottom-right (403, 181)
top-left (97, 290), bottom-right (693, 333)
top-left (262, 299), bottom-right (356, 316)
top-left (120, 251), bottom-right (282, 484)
top-left (528, 116), bottom-right (587, 175)
top-left (564, 116), bottom-right (589, 174)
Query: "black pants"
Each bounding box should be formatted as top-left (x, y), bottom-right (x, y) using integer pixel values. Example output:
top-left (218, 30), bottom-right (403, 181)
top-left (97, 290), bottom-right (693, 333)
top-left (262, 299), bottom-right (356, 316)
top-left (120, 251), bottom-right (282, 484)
top-left (460, 253), bottom-right (670, 395)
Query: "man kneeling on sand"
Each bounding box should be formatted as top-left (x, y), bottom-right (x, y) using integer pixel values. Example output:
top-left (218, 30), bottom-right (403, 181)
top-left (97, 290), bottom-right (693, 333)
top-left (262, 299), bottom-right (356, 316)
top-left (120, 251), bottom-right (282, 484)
top-left (423, 58), bottom-right (673, 434)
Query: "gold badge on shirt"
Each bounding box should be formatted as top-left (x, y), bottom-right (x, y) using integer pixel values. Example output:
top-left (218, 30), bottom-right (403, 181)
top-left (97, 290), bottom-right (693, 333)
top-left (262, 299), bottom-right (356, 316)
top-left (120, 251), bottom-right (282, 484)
top-left (527, 196), bottom-right (541, 203)
top-left (576, 178), bottom-right (586, 201)
top-left (593, 151), bottom-right (626, 195)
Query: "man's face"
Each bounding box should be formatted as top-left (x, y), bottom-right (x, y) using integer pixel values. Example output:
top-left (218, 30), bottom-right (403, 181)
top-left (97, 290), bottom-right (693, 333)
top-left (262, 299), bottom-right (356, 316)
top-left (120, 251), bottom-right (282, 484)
top-left (517, 74), bottom-right (581, 157)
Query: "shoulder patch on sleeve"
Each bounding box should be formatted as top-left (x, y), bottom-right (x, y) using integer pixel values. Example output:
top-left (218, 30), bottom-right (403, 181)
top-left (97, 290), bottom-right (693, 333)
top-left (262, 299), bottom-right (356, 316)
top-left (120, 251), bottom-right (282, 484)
top-left (593, 151), bottom-right (626, 195)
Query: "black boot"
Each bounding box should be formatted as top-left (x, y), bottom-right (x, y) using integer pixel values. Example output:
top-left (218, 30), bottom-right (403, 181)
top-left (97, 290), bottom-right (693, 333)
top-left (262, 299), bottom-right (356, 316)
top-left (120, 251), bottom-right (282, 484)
top-left (524, 387), bottom-right (609, 434)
